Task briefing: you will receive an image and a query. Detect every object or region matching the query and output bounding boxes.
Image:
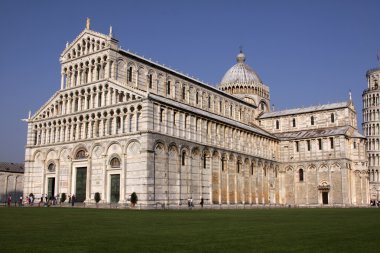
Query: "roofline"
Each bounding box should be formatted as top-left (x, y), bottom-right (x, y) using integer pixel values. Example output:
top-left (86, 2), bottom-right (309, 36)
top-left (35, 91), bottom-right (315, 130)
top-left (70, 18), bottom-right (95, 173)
top-left (118, 49), bottom-right (258, 109)
top-left (273, 126), bottom-right (351, 141)
top-left (259, 101), bottom-right (350, 119)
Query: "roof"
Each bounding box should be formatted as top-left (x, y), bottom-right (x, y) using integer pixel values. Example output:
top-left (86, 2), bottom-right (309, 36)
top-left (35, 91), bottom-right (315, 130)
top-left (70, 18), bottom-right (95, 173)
top-left (274, 126), bottom-right (355, 140)
top-left (220, 51), bottom-right (262, 85)
top-left (148, 93), bottom-right (276, 139)
top-left (0, 162), bottom-right (24, 173)
top-left (260, 101), bottom-right (349, 119)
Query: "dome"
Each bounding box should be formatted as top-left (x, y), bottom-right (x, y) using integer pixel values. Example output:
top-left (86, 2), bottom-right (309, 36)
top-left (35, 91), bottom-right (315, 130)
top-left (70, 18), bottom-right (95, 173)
top-left (220, 51), bottom-right (262, 85)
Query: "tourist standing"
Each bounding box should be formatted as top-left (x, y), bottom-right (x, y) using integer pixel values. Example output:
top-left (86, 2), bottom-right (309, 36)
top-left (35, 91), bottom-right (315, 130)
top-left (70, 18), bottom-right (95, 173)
top-left (7, 194), bottom-right (11, 207)
top-left (200, 197), bottom-right (204, 208)
top-left (71, 195), bottom-right (75, 207)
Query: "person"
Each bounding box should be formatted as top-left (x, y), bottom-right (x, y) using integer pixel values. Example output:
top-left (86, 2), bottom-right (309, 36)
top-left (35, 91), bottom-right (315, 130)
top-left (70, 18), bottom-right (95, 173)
top-left (7, 194), bottom-right (11, 207)
top-left (200, 197), bottom-right (204, 208)
top-left (190, 196), bottom-right (193, 208)
top-left (29, 194), bottom-right (34, 206)
top-left (71, 195), bottom-right (75, 207)
top-left (68, 194), bottom-right (71, 203)
top-left (187, 197), bottom-right (191, 207)
top-left (19, 196), bottom-right (23, 207)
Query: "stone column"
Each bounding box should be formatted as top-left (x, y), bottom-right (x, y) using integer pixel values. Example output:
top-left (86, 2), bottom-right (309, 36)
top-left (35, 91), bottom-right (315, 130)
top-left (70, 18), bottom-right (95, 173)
top-left (101, 91), bottom-right (105, 107)
top-left (114, 90), bottom-right (118, 104)
top-left (61, 72), bottom-right (65, 90)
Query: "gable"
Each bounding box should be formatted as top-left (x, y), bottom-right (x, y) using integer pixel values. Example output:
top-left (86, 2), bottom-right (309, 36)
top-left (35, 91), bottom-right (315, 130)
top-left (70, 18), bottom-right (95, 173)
top-left (60, 29), bottom-right (117, 63)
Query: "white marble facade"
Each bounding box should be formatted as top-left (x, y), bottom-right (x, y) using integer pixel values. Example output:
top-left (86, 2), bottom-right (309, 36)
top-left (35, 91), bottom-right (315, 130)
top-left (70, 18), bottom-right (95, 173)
top-left (24, 20), bottom-right (369, 207)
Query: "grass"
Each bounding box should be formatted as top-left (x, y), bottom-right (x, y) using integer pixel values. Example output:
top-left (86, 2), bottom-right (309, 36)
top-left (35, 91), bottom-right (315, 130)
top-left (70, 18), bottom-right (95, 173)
top-left (0, 207), bottom-right (378, 253)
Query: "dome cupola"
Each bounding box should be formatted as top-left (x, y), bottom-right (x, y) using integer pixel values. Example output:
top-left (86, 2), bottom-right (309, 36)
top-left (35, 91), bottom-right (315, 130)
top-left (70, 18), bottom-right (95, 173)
top-left (218, 50), bottom-right (270, 111)
top-left (220, 50), bottom-right (262, 85)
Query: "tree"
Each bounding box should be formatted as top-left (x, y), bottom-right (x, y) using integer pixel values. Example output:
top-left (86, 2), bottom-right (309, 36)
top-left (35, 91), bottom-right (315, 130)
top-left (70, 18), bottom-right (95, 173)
top-left (130, 192), bottom-right (138, 207)
top-left (94, 192), bottom-right (101, 207)
top-left (61, 193), bottom-right (67, 204)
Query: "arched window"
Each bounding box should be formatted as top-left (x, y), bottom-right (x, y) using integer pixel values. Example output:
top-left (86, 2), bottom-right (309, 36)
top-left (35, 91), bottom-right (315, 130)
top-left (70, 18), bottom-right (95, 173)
top-left (311, 116), bottom-right (315, 125)
top-left (276, 120), bottom-right (280, 129)
top-left (182, 151), bottom-right (186, 166)
top-left (75, 149), bottom-right (87, 159)
top-left (318, 139), bottom-right (322, 150)
top-left (136, 113), bottom-right (140, 131)
top-left (237, 161), bottom-right (241, 173)
top-left (110, 157), bottom-right (121, 168)
top-left (148, 74), bottom-right (153, 89)
top-left (299, 169), bottom-right (304, 182)
top-left (251, 163), bottom-right (254, 175)
top-left (331, 113), bottom-right (335, 123)
top-left (48, 163), bottom-right (56, 172)
top-left (116, 117), bottom-right (121, 130)
top-left (203, 154), bottom-right (207, 169)
top-left (292, 118), bottom-right (296, 127)
top-left (128, 66), bottom-right (133, 82)
top-left (182, 86), bottom-right (186, 99)
top-left (166, 81), bottom-right (171, 95)
top-left (260, 102), bottom-right (265, 111)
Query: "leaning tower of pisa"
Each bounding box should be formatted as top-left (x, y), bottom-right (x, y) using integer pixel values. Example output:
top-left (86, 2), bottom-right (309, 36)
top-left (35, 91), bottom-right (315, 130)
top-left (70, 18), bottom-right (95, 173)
top-left (363, 67), bottom-right (380, 201)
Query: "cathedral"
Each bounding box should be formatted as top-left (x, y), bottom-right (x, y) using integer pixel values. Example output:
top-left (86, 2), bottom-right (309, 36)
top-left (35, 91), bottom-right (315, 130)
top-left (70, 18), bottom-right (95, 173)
top-left (23, 20), bottom-right (369, 207)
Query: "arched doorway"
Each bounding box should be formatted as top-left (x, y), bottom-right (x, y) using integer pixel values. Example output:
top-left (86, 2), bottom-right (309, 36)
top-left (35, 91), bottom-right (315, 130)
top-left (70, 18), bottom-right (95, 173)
top-left (73, 149), bottom-right (88, 203)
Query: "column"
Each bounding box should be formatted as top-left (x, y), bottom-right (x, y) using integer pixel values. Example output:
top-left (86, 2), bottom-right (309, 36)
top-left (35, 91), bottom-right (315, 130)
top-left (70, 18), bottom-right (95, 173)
top-left (89, 121), bottom-right (93, 139)
top-left (114, 89), bottom-right (118, 104)
top-left (78, 95), bottom-right (82, 112)
top-left (99, 119), bottom-right (104, 137)
top-left (61, 72), bottom-right (65, 90)
top-left (107, 88), bottom-right (111, 106)
top-left (87, 65), bottom-right (92, 83)
top-left (104, 60), bottom-right (109, 79)
top-left (67, 72), bottom-right (72, 88)
top-left (101, 91), bottom-right (105, 107)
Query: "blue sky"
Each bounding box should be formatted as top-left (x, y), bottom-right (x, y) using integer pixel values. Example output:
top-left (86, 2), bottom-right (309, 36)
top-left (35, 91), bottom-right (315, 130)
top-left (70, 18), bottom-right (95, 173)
top-left (0, 0), bottom-right (379, 162)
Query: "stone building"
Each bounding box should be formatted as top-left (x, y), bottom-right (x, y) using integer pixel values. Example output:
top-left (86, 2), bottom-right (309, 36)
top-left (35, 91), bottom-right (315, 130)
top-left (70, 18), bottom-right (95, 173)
top-left (23, 20), bottom-right (368, 207)
top-left (363, 67), bottom-right (380, 201)
top-left (0, 162), bottom-right (24, 203)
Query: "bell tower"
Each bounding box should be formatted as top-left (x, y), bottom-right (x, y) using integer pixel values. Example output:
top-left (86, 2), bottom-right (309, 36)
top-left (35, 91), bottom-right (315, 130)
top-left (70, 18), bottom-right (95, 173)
top-left (363, 66), bottom-right (380, 201)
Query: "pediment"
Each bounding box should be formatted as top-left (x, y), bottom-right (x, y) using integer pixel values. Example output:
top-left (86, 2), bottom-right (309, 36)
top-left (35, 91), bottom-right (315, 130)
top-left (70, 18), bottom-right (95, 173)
top-left (30, 81), bottom-right (146, 122)
top-left (60, 29), bottom-right (118, 63)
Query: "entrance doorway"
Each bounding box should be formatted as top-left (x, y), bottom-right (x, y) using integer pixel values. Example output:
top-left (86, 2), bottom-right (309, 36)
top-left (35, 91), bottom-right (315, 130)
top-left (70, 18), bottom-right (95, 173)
top-left (75, 167), bottom-right (87, 202)
top-left (322, 192), bottom-right (329, 204)
top-left (47, 178), bottom-right (55, 199)
top-left (110, 174), bottom-right (120, 203)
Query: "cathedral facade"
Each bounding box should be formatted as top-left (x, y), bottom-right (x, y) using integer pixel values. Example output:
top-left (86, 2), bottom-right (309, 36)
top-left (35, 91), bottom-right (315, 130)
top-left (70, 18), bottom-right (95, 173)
top-left (23, 21), bottom-right (369, 207)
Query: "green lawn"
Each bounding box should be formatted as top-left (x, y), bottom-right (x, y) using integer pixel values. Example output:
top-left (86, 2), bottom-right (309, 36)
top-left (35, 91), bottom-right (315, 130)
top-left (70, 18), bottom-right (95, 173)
top-left (0, 207), bottom-right (378, 253)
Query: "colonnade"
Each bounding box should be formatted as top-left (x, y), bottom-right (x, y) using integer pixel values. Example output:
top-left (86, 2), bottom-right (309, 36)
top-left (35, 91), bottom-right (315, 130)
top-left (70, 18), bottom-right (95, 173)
top-left (152, 103), bottom-right (278, 160)
top-left (32, 103), bottom-right (142, 146)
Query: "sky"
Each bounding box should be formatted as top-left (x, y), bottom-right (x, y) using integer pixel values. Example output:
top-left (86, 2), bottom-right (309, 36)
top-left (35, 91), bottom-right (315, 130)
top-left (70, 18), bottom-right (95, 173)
top-left (0, 0), bottom-right (379, 163)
